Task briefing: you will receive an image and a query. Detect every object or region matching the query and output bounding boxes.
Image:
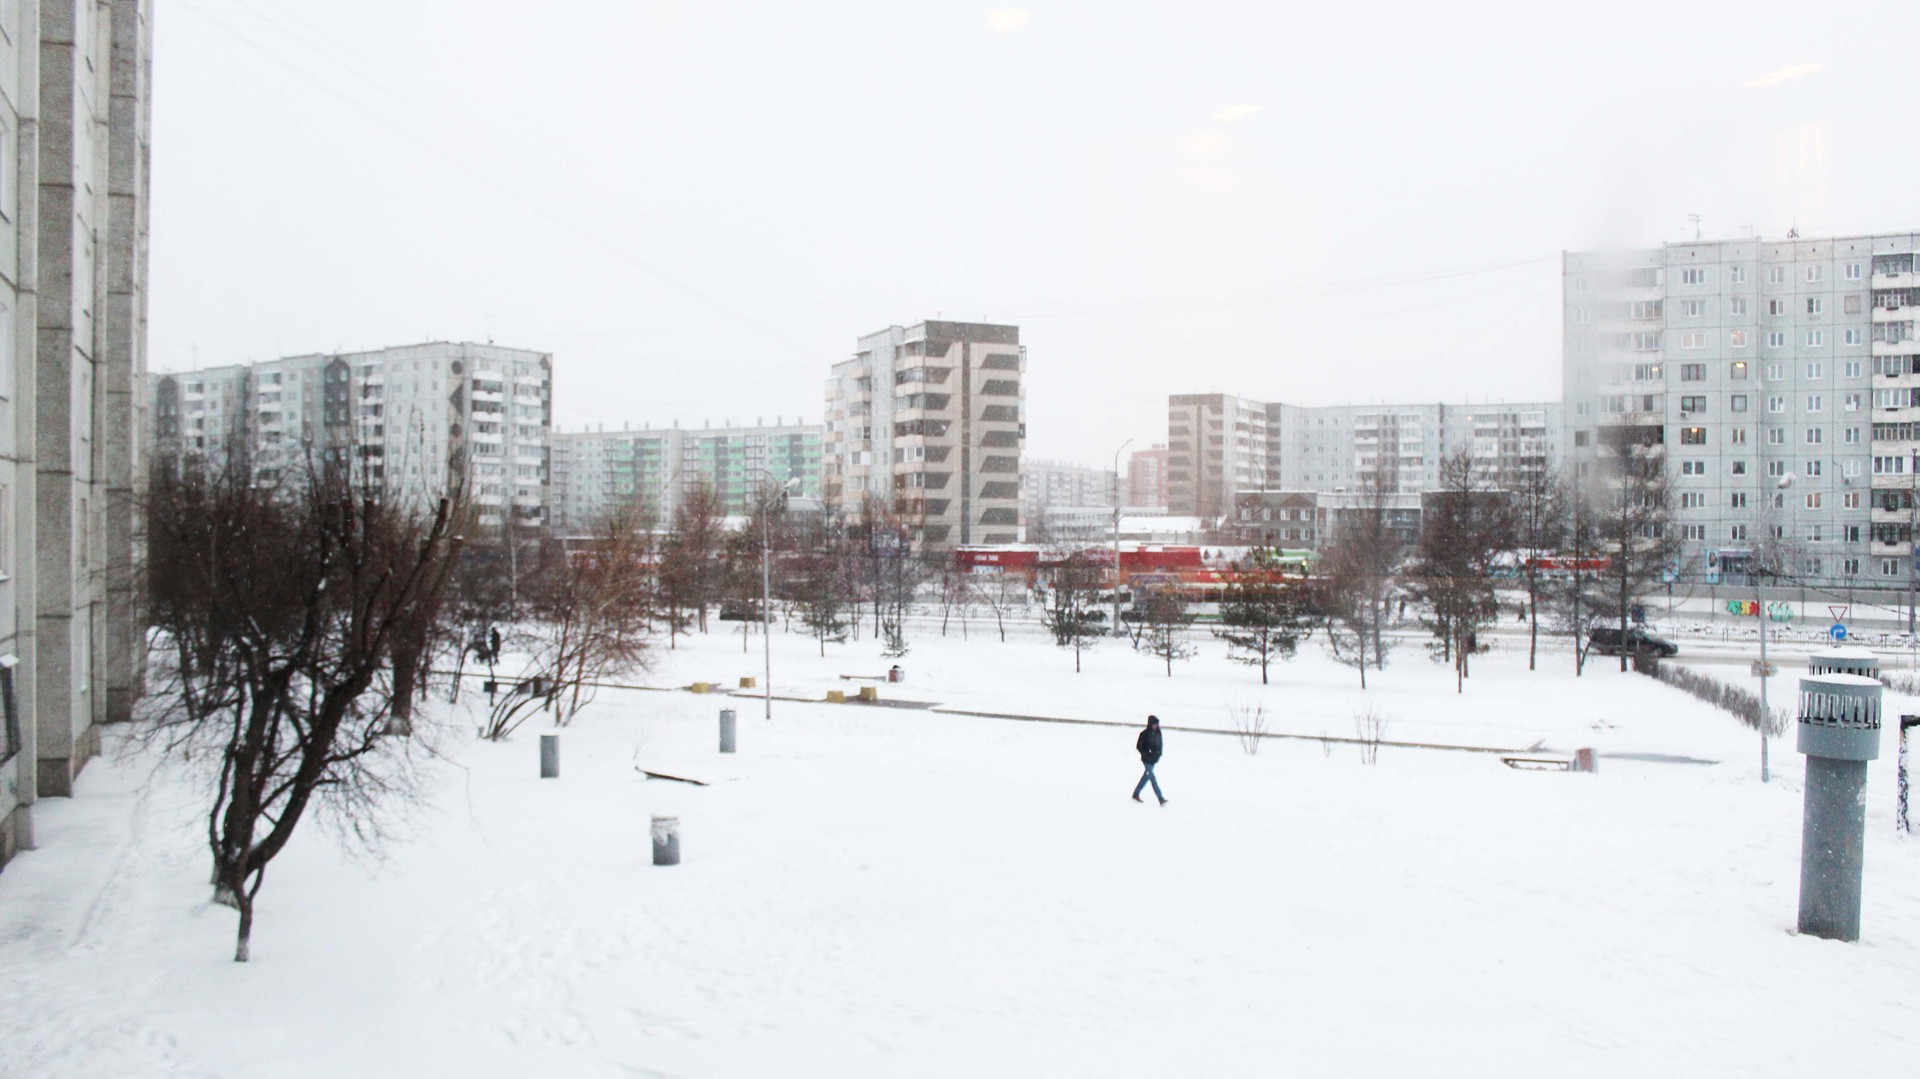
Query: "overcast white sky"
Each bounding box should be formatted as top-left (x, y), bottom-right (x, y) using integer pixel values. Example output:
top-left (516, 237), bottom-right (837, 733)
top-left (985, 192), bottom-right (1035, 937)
top-left (151, 1), bottom-right (1916, 464)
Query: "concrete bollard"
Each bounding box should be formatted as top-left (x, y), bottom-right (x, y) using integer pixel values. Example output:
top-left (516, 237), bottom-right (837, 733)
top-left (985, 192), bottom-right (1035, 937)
top-left (1795, 673), bottom-right (1883, 941)
top-left (651, 815), bottom-right (680, 865)
top-left (1571, 747), bottom-right (1598, 773)
top-left (691, 682), bottom-right (711, 695)
top-left (857, 685), bottom-right (878, 702)
top-left (719, 708), bottom-right (737, 754)
top-left (739, 676), bottom-right (756, 689)
top-left (539, 733), bottom-right (560, 779)
top-left (826, 690), bottom-right (845, 703)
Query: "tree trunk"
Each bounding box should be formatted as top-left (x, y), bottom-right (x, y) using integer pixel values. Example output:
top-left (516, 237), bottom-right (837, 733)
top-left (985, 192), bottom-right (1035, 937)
top-left (1527, 577), bottom-right (1539, 671)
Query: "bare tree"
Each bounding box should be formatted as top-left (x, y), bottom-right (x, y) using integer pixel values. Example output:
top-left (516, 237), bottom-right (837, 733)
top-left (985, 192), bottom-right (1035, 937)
top-left (147, 453), bottom-right (464, 962)
top-left (1135, 587), bottom-right (1196, 676)
top-left (794, 519), bottom-right (854, 656)
top-left (1409, 451), bottom-right (1512, 692)
top-left (971, 570), bottom-right (1026, 643)
top-left (1321, 480), bottom-right (1403, 688)
top-left (1509, 466), bottom-right (1569, 671)
top-left (660, 481), bottom-right (726, 639)
top-left (483, 506), bottom-right (653, 740)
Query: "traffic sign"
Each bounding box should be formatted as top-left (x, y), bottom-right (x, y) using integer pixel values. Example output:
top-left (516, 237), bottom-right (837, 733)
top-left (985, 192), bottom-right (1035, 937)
top-left (1751, 661), bottom-right (1778, 677)
top-left (1830, 623), bottom-right (1848, 642)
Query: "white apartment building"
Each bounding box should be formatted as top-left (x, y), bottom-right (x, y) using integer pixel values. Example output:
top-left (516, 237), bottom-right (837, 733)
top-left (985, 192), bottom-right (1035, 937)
top-left (1021, 458), bottom-right (1117, 522)
top-left (824, 320), bottom-right (1024, 547)
top-left (154, 342), bottom-right (554, 533)
top-left (1169, 395), bottom-right (1559, 517)
top-left (4, 1), bottom-right (154, 868)
top-left (1561, 234), bottom-right (1920, 587)
top-left (551, 419), bottom-right (824, 532)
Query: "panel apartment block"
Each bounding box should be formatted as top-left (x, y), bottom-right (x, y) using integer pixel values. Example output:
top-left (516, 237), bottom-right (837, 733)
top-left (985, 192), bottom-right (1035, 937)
top-left (824, 320), bottom-right (1023, 547)
top-left (550, 419), bottom-right (824, 532)
top-left (1169, 394), bottom-right (1557, 517)
top-left (4, 0), bottom-right (153, 865)
top-left (153, 342), bottom-right (554, 534)
top-left (1562, 235), bottom-right (1909, 586)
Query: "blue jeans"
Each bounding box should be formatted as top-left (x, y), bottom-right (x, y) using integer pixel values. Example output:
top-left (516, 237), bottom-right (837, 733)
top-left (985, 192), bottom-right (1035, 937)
top-left (1133, 761), bottom-right (1164, 802)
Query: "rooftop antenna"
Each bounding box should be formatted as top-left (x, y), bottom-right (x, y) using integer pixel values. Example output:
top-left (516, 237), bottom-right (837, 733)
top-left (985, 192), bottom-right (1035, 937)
top-left (1688, 213), bottom-right (1702, 241)
top-left (1788, 221), bottom-right (1800, 239)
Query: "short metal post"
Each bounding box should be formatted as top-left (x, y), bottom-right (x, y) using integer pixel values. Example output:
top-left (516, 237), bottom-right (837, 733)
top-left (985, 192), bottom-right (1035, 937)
top-left (539, 733), bottom-right (559, 779)
top-left (1795, 674), bottom-right (1883, 941)
top-left (719, 708), bottom-right (737, 754)
top-left (651, 815), bottom-right (680, 866)
top-left (1899, 715), bottom-right (1918, 834)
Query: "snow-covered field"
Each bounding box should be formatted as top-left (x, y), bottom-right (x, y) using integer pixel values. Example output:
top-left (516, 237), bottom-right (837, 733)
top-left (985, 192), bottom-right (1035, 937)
top-left (4, 626), bottom-right (1919, 1076)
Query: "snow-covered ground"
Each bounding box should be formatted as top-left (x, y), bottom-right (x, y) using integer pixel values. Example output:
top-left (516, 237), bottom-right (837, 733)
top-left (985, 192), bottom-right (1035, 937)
top-left (3, 627), bottom-right (1919, 1076)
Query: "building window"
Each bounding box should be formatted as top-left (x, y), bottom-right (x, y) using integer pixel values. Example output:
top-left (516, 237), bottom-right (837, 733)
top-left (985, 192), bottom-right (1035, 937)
top-left (1845, 295), bottom-right (1863, 314)
top-left (1730, 492), bottom-right (1748, 508)
top-left (1767, 395), bottom-right (1786, 413)
top-left (1844, 360), bottom-right (1863, 378)
top-left (1768, 298), bottom-right (1787, 317)
top-left (1681, 460), bottom-right (1706, 476)
top-left (1808, 297), bottom-right (1825, 316)
top-left (1681, 492), bottom-right (1705, 509)
top-left (1730, 330), bottom-right (1749, 348)
top-left (1845, 328), bottom-right (1863, 346)
top-left (1806, 460), bottom-right (1823, 476)
top-left (1807, 331), bottom-right (1827, 347)
top-left (1683, 300), bottom-right (1706, 318)
top-left (1680, 332), bottom-right (1706, 349)
top-left (1634, 363), bottom-right (1664, 381)
top-left (1731, 461), bottom-right (1748, 475)
top-left (1680, 395), bottom-right (1707, 412)
top-left (1805, 362), bottom-right (1823, 379)
top-left (1680, 427), bottom-right (1706, 445)
top-left (1845, 494), bottom-right (1861, 511)
top-left (1769, 333), bottom-right (1787, 349)
top-left (1885, 560), bottom-right (1903, 578)
top-left (1806, 395), bottom-right (1823, 413)
top-left (1768, 460), bottom-right (1788, 477)
top-left (1681, 524), bottom-right (1706, 541)
top-left (1769, 266), bottom-right (1787, 284)
top-left (1807, 493), bottom-right (1823, 509)
top-left (1846, 263), bottom-right (1863, 281)
top-left (1680, 363), bottom-right (1706, 381)
top-left (1731, 394), bottom-right (1749, 412)
top-left (1766, 362), bottom-right (1786, 381)
top-left (1731, 524), bottom-right (1749, 541)
top-left (1732, 265), bottom-right (1748, 284)
top-left (1730, 427), bottom-right (1748, 444)
top-left (1682, 268), bottom-right (1706, 285)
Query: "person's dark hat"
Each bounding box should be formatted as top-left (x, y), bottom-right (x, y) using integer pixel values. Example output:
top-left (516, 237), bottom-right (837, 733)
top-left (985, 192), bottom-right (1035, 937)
top-left (1147, 715), bottom-right (1159, 725)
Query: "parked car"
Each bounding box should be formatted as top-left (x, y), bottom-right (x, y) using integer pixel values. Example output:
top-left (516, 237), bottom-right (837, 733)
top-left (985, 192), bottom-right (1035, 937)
top-left (1587, 626), bottom-right (1678, 658)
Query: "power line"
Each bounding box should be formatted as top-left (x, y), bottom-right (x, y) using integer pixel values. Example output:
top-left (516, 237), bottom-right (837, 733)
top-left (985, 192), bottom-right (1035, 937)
top-left (174, 0), bottom-right (833, 368)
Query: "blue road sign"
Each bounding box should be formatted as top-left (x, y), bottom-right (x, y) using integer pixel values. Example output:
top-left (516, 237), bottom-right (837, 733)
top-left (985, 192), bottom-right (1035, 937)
top-left (1830, 623), bottom-right (1848, 642)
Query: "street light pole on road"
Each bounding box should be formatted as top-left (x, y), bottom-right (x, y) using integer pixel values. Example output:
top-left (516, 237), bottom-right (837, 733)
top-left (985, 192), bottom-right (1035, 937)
top-left (1111, 438), bottom-right (1133, 636)
top-left (758, 475), bottom-right (799, 719)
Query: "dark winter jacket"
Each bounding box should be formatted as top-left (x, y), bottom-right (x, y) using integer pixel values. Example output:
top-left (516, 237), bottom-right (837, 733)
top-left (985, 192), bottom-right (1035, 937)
top-left (1136, 726), bottom-right (1163, 765)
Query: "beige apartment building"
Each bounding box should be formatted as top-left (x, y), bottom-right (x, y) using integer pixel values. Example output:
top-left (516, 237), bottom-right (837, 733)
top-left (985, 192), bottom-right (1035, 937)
top-left (824, 320), bottom-right (1024, 547)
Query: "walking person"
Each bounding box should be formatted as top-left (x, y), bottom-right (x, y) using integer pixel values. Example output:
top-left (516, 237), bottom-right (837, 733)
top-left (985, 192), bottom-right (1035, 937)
top-left (1132, 715), bottom-right (1167, 805)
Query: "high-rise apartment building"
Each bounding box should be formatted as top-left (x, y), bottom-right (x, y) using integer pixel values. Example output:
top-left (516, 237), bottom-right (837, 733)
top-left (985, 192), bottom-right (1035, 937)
top-left (824, 320), bottom-right (1024, 546)
top-left (1166, 394), bottom-right (1269, 518)
top-left (550, 419), bottom-right (824, 531)
top-left (1168, 395), bottom-right (1559, 516)
top-left (1127, 444), bottom-right (1170, 509)
top-left (4, 1), bottom-right (154, 867)
top-left (153, 342), bottom-right (554, 533)
top-left (1562, 234), bottom-right (1920, 586)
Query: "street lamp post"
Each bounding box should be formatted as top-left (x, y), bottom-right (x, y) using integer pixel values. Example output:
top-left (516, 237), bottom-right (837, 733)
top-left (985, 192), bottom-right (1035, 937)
top-left (758, 476), bottom-right (799, 720)
top-left (1111, 438), bottom-right (1133, 636)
